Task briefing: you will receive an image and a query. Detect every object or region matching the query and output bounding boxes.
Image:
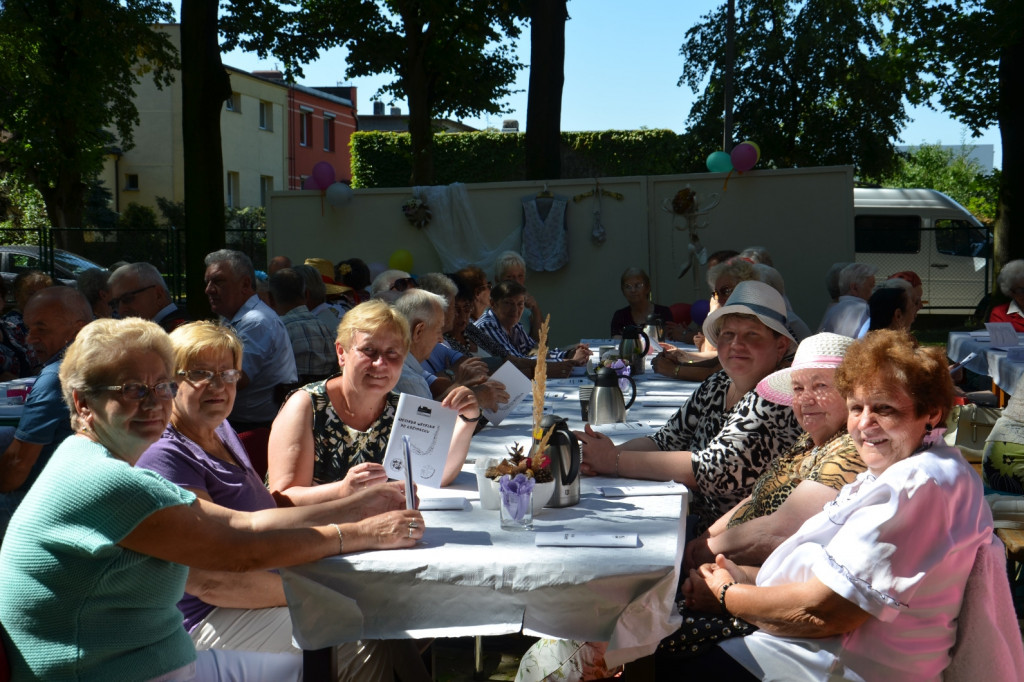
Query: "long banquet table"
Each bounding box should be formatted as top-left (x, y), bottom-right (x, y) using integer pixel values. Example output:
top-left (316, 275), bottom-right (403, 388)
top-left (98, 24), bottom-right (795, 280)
top-left (281, 345), bottom-right (702, 679)
top-left (947, 330), bottom-right (1024, 398)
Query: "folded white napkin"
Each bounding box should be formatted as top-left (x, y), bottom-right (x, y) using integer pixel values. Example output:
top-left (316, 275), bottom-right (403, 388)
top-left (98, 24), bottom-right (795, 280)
top-left (535, 531), bottom-right (639, 547)
top-left (601, 483), bottom-right (686, 497)
top-left (418, 497), bottom-right (470, 511)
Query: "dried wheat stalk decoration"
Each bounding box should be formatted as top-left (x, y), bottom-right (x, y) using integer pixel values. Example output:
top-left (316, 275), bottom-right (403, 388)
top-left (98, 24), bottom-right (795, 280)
top-left (531, 314), bottom-right (550, 438)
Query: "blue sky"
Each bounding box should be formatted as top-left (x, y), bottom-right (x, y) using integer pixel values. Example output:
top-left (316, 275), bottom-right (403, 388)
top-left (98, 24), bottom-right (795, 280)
top-left (221, 0), bottom-right (1003, 169)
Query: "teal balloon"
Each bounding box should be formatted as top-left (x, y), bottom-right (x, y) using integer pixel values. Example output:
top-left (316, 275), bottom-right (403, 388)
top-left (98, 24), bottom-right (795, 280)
top-left (706, 151), bottom-right (733, 173)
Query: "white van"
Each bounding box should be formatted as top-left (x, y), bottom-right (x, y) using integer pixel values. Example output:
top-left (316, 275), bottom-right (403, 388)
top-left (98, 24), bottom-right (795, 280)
top-left (853, 188), bottom-right (991, 315)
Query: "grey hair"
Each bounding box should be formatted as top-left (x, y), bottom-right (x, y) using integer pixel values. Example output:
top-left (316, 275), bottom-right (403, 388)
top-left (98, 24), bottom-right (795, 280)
top-left (76, 268), bottom-right (111, 305)
top-left (293, 264), bottom-right (326, 305)
top-left (824, 262), bottom-right (851, 300)
top-left (706, 257), bottom-right (756, 290)
top-left (204, 249), bottom-right (255, 287)
top-left (494, 250), bottom-right (526, 281)
top-left (393, 288), bottom-right (446, 329)
top-left (838, 263), bottom-right (877, 295)
top-left (997, 259), bottom-right (1024, 297)
top-left (417, 272), bottom-right (457, 300)
top-left (108, 262), bottom-right (170, 294)
top-left (754, 263), bottom-right (785, 295)
top-left (739, 246), bottom-right (773, 266)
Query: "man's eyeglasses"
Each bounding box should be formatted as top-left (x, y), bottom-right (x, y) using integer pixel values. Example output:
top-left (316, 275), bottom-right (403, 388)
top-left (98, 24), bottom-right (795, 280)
top-left (99, 381), bottom-right (178, 401)
top-left (178, 369), bottom-right (242, 386)
top-left (390, 277), bottom-right (417, 292)
top-left (110, 284), bottom-right (156, 309)
top-left (712, 286), bottom-right (734, 302)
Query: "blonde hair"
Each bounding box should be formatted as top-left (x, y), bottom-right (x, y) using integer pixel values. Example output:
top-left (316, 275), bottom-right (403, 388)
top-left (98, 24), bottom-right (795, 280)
top-left (168, 321), bottom-right (243, 373)
top-left (59, 318), bottom-right (174, 430)
top-left (336, 299), bottom-right (411, 350)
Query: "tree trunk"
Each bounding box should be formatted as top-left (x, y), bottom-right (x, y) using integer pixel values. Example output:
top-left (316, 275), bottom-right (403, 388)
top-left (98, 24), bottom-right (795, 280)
top-left (994, 27), bottom-right (1023, 274)
top-left (524, 0), bottom-right (567, 181)
top-left (180, 0), bottom-right (230, 318)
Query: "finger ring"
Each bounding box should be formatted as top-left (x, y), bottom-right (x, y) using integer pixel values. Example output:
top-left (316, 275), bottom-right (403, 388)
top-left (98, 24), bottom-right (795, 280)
top-left (409, 521), bottom-right (419, 529)
top-left (408, 528), bottom-right (414, 538)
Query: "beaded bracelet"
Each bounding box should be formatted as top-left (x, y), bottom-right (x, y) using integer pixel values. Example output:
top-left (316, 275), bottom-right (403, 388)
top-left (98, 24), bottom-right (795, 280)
top-left (718, 581), bottom-right (737, 614)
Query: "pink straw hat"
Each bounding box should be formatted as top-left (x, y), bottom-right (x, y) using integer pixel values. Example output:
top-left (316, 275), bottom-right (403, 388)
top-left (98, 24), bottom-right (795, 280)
top-left (756, 332), bottom-right (856, 405)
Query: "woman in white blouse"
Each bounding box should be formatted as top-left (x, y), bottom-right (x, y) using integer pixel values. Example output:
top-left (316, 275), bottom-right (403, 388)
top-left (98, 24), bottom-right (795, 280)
top-left (677, 329), bottom-right (993, 681)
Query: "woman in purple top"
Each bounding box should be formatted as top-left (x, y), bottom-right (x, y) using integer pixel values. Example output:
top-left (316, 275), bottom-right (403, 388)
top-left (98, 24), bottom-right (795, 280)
top-left (136, 321), bottom-right (430, 682)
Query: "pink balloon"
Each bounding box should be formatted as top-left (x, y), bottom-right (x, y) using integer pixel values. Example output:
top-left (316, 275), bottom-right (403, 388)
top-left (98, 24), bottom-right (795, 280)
top-left (311, 161), bottom-right (335, 189)
top-left (730, 143), bottom-right (758, 172)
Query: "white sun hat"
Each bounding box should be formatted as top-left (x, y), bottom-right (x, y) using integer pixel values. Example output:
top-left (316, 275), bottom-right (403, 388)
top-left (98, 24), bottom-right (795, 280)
top-left (702, 280), bottom-right (796, 351)
top-left (756, 332), bottom-right (856, 405)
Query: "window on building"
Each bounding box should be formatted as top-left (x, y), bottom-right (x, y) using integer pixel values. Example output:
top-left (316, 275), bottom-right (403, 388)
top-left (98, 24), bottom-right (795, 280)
top-left (226, 92), bottom-right (241, 112)
top-left (259, 101), bottom-right (272, 130)
top-left (124, 174), bottom-right (139, 191)
top-left (226, 171), bottom-right (240, 208)
top-left (323, 114), bottom-right (335, 152)
top-left (299, 107), bottom-right (313, 147)
top-left (260, 176), bottom-right (273, 207)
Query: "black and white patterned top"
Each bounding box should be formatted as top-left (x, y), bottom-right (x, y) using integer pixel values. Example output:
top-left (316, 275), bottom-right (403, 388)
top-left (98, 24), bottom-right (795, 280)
top-left (648, 370), bottom-right (802, 533)
top-left (297, 375), bottom-right (400, 485)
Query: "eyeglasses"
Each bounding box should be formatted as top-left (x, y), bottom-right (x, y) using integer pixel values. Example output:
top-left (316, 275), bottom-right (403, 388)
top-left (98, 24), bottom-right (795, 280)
top-left (99, 381), bottom-right (178, 401)
top-left (454, 302), bottom-right (474, 314)
top-left (110, 284), bottom-right (156, 309)
top-left (390, 277), bottom-right (417, 292)
top-left (622, 282), bottom-right (646, 292)
top-left (354, 345), bottom-right (404, 362)
top-left (712, 286), bottom-right (734, 301)
top-left (177, 369), bottom-right (242, 386)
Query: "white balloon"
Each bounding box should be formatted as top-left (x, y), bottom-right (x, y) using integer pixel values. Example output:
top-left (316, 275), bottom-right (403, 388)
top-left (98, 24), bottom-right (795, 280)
top-left (325, 182), bottom-right (354, 207)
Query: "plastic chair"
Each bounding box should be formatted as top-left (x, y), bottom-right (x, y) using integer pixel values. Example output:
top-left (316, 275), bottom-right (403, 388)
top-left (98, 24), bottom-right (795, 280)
top-left (237, 427), bottom-right (271, 481)
top-left (669, 302), bottom-right (692, 327)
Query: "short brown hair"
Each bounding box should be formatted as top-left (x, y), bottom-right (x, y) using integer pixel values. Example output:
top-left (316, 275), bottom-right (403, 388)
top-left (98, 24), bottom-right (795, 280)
top-left (834, 329), bottom-right (955, 424)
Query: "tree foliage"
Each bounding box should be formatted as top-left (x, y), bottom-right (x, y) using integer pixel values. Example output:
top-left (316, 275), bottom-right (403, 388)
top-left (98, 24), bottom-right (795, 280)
top-left (0, 0), bottom-right (178, 242)
top-left (895, 0), bottom-right (1023, 267)
top-left (220, 0), bottom-right (526, 185)
top-left (680, 1), bottom-right (923, 178)
top-left (867, 143), bottom-right (999, 224)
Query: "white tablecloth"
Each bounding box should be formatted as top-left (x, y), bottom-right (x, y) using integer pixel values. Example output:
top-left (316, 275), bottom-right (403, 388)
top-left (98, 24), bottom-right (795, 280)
top-left (947, 331), bottom-right (1024, 395)
top-left (281, 348), bottom-right (702, 667)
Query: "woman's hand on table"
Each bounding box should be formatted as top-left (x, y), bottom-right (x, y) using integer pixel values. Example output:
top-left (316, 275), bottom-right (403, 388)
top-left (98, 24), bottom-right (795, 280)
top-left (575, 423), bottom-right (619, 476)
top-left (568, 344), bottom-right (591, 365)
top-left (344, 481), bottom-right (414, 521)
top-left (441, 384), bottom-right (482, 420)
top-left (355, 509), bottom-right (425, 549)
top-left (339, 462), bottom-right (389, 497)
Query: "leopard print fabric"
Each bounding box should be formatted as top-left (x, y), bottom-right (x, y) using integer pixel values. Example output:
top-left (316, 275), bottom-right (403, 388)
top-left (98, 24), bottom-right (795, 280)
top-left (727, 431), bottom-right (864, 528)
top-left (298, 375), bottom-right (400, 485)
top-left (649, 370), bottom-right (802, 533)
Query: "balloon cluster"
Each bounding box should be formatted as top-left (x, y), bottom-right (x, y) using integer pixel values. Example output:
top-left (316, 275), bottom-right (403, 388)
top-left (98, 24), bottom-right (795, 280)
top-left (705, 140), bottom-right (761, 174)
top-left (303, 161), bottom-right (353, 207)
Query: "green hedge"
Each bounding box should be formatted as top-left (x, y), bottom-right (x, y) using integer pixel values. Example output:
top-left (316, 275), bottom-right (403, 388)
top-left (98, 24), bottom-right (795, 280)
top-left (350, 129), bottom-right (700, 188)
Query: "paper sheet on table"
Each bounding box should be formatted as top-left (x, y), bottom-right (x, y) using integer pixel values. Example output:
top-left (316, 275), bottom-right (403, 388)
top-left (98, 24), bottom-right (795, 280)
top-left (589, 421), bottom-right (661, 436)
top-left (535, 531), bottom-right (640, 547)
top-left (480, 361), bottom-right (532, 425)
top-left (985, 322), bottom-right (1021, 350)
top-left (637, 395), bottom-right (687, 406)
top-left (383, 394), bottom-right (456, 488)
top-left (417, 497), bottom-right (470, 511)
top-left (602, 482), bottom-right (687, 497)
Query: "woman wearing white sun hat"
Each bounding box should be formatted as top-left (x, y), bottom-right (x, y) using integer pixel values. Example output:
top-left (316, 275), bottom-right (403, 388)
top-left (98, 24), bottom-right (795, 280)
top-left (579, 280), bottom-right (804, 534)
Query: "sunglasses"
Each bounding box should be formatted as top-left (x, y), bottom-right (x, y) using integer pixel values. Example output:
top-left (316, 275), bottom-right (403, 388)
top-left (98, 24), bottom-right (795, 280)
top-left (99, 381), bottom-right (178, 401)
top-left (110, 284), bottom-right (156, 309)
top-left (712, 286), bottom-right (734, 302)
top-left (390, 277), bottom-right (417, 292)
top-left (177, 369), bottom-right (242, 386)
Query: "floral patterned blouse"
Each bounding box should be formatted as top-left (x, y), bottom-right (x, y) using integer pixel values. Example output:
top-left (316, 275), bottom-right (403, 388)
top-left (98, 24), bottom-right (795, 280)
top-left (298, 375), bottom-right (400, 485)
top-left (648, 370), bottom-right (802, 533)
top-left (727, 430), bottom-right (863, 527)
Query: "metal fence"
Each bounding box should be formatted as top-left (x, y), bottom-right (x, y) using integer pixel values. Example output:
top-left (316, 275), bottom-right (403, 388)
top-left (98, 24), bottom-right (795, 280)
top-left (1, 226), bottom-right (267, 302)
